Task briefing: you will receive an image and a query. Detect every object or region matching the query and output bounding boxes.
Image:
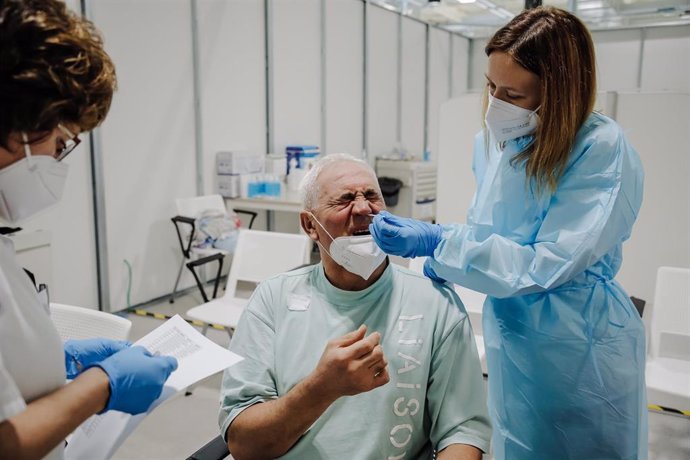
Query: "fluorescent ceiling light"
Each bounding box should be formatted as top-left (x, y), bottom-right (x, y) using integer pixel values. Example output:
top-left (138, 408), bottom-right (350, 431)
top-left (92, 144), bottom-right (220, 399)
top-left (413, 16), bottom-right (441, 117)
top-left (577, 1), bottom-right (606, 11)
top-left (474, 0), bottom-right (514, 19)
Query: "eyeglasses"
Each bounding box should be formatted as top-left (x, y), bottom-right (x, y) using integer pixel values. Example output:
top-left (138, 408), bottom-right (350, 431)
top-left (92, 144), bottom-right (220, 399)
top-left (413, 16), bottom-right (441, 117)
top-left (55, 124), bottom-right (81, 161)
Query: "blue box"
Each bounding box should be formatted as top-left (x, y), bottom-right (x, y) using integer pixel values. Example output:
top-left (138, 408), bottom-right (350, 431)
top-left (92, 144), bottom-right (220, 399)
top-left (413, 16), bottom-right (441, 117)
top-left (286, 145), bottom-right (320, 174)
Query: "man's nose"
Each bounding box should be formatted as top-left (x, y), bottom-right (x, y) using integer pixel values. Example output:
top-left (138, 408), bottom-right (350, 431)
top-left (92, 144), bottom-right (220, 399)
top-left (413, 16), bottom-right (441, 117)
top-left (352, 197), bottom-right (373, 215)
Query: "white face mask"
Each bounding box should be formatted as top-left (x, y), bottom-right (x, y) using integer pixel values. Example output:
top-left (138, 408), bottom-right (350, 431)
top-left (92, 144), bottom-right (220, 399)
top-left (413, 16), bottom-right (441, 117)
top-left (309, 213), bottom-right (386, 281)
top-left (0, 135), bottom-right (69, 224)
top-left (484, 94), bottom-right (540, 143)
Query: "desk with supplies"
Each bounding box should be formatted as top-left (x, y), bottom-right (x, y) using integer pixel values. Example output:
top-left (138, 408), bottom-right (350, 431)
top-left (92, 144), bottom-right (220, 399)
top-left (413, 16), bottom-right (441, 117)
top-left (225, 190), bottom-right (302, 231)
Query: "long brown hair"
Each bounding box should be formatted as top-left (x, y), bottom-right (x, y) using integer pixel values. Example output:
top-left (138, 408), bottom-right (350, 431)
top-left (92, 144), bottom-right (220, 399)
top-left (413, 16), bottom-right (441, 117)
top-left (485, 6), bottom-right (596, 193)
top-left (0, 0), bottom-right (116, 148)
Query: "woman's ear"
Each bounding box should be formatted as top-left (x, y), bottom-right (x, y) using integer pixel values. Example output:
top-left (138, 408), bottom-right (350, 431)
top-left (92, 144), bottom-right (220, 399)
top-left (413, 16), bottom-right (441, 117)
top-left (300, 212), bottom-right (319, 241)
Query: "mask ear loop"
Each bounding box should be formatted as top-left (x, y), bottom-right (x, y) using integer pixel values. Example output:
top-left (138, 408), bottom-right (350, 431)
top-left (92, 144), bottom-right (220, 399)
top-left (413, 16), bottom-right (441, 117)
top-left (21, 132), bottom-right (37, 171)
top-left (307, 211), bottom-right (336, 241)
top-left (307, 211), bottom-right (336, 259)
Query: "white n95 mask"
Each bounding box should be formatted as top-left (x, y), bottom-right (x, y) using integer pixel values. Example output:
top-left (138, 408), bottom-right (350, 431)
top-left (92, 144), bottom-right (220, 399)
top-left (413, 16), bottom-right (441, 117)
top-left (309, 213), bottom-right (386, 280)
top-left (485, 94), bottom-right (540, 143)
top-left (0, 153), bottom-right (69, 224)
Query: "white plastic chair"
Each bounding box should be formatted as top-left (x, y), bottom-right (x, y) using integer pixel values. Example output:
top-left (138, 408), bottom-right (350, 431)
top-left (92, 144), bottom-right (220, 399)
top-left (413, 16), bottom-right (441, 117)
top-left (186, 229), bottom-right (312, 339)
top-left (646, 266), bottom-right (690, 411)
top-left (408, 257), bottom-right (487, 374)
top-left (50, 303), bottom-right (132, 341)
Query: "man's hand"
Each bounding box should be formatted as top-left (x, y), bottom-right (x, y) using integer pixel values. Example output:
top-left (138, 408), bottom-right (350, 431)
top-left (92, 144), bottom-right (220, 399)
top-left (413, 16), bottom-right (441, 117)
top-left (311, 325), bottom-right (390, 400)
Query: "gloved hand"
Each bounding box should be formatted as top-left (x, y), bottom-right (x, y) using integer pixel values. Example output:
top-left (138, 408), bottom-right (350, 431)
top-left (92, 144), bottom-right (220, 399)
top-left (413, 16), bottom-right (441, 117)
top-left (369, 211), bottom-right (443, 258)
top-left (423, 258), bottom-right (447, 284)
top-left (64, 338), bottom-right (131, 379)
top-left (92, 346), bottom-right (178, 415)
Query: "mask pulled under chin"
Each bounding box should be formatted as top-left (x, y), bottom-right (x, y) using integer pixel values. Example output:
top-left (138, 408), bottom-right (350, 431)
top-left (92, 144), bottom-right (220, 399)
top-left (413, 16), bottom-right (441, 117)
top-left (0, 155), bottom-right (69, 224)
top-left (309, 212), bottom-right (386, 280)
top-left (484, 94), bottom-right (540, 143)
top-left (322, 234), bottom-right (387, 281)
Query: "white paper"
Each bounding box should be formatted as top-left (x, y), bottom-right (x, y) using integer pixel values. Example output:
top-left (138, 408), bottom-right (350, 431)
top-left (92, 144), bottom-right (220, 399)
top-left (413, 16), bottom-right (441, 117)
top-left (64, 315), bottom-right (243, 460)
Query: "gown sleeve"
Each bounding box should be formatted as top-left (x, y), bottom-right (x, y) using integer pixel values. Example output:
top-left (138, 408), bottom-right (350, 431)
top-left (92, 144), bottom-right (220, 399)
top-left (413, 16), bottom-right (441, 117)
top-left (427, 122), bottom-right (644, 298)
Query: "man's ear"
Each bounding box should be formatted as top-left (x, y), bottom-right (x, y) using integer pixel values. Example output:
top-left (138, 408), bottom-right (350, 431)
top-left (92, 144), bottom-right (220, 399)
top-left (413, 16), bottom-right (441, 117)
top-left (300, 212), bottom-right (319, 241)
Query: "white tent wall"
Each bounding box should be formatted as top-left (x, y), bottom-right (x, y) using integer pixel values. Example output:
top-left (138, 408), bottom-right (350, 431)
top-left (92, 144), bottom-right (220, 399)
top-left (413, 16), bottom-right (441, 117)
top-left (400, 17), bottom-right (427, 159)
top-left (324, 0), bottom-right (364, 157)
top-left (366, 5), bottom-right (399, 161)
top-left (594, 29), bottom-right (644, 91)
top-left (91, 0), bottom-right (198, 312)
top-left (451, 34), bottom-right (470, 99)
top-left (272, 0), bottom-right (321, 160)
top-left (615, 92), bottom-right (690, 302)
top-left (38, 1), bottom-right (688, 310)
top-left (427, 27), bottom-right (453, 162)
top-left (197, 0), bottom-right (267, 199)
top-left (640, 26), bottom-right (690, 92)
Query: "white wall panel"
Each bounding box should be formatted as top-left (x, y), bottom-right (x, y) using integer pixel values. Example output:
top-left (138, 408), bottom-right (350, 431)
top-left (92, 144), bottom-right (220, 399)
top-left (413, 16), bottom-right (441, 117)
top-left (468, 37), bottom-right (489, 91)
top-left (592, 29), bottom-right (641, 91)
top-left (92, 0), bottom-right (197, 311)
top-left (272, 0), bottom-right (321, 156)
top-left (367, 6), bottom-right (398, 161)
top-left (325, 0), bottom-right (364, 156)
top-left (427, 27), bottom-right (451, 161)
top-left (451, 34), bottom-right (469, 97)
top-left (400, 18), bottom-right (426, 157)
top-left (197, 0), bottom-right (266, 195)
top-left (436, 94), bottom-right (483, 225)
top-left (641, 26), bottom-right (690, 92)
top-left (615, 92), bottom-right (690, 302)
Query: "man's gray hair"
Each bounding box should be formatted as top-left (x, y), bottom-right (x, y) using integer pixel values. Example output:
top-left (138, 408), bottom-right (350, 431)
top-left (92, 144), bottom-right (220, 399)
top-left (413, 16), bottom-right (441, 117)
top-left (299, 153), bottom-right (379, 210)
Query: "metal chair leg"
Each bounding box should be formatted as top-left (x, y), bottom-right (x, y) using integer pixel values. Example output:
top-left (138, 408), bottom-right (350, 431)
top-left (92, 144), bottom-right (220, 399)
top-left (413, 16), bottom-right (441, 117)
top-left (170, 258), bottom-right (186, 303)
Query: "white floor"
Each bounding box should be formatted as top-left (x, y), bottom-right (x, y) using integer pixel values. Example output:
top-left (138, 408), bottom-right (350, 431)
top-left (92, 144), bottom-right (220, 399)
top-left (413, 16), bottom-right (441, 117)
top-left (111, 289), bottom-right (690, 460)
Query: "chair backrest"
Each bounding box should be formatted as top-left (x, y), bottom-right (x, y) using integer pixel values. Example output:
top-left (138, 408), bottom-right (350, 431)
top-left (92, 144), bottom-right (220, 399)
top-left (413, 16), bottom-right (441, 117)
top-left (224, 229), bottom-right (312, 298)
top-left (176, 194), bottom-right (227, 218)
top-left (650, 266), bottom-right (690, 360)
top-left (50, 303), bottom-right (132, 341)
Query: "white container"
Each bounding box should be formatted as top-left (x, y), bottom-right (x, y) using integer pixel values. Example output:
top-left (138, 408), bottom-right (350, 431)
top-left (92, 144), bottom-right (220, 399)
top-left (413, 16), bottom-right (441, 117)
top-left (287, 168), bottom-right (307, 192)
top-left (217, 174), bottom-right (241, 198)
top-left (265, 153), bottom-right (287, 177)
top-left (216, 151), bottom-right (264, 175)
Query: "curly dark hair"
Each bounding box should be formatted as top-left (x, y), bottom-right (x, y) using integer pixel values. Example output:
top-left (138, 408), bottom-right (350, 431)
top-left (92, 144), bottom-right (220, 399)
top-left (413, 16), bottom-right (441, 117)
top-left (0, 0), bottom-right (116, 148)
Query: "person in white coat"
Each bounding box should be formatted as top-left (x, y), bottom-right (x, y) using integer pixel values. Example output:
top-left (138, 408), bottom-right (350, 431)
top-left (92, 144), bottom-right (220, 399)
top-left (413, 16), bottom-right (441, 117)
top-left (0, 1), bottom-right (177, 458)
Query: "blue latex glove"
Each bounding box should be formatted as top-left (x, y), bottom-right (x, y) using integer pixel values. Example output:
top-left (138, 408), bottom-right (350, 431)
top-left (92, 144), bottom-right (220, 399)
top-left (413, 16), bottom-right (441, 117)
top-left (423, 258), bottom-right (447, 284)
top-left (369, 211), bottom-right (443, 258)
top-left (92, 346), bottom-right (178, 415)
top-left (64, 338), bottom-right (131, 379)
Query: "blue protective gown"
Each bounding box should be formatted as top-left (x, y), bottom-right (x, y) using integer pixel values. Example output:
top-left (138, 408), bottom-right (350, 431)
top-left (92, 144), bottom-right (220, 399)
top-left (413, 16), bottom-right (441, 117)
top-left (426, 112), bottom-right (647, 459)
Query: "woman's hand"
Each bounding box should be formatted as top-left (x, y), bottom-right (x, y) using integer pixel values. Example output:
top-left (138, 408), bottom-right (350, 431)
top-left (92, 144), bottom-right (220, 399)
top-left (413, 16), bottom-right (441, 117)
top-left (369, 211), bottom-right (442, 258)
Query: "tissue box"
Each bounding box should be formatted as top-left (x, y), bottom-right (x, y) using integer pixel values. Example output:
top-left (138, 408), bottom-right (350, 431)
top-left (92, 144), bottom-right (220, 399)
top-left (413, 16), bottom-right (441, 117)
top-left (216, 151), bottom-right (264, 175)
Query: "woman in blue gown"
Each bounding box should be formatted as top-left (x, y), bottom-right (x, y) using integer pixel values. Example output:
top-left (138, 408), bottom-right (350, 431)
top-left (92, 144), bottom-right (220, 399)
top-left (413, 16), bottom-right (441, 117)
top-left (370, 6), bottom-right (647, 459)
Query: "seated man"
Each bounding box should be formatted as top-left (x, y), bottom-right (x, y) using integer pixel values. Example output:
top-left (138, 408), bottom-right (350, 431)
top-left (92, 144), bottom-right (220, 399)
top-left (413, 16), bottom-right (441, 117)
top-left (219, 153), bottom-right (491, 459)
